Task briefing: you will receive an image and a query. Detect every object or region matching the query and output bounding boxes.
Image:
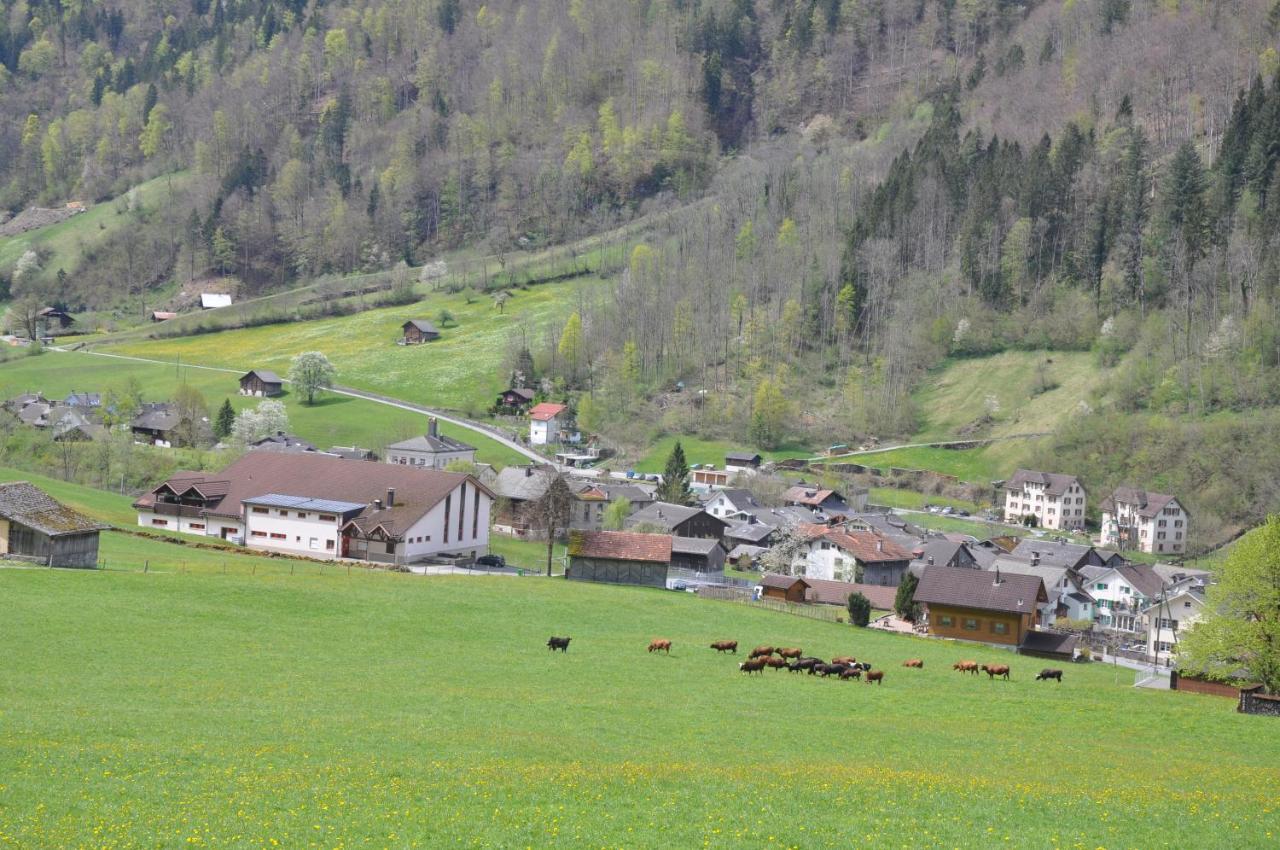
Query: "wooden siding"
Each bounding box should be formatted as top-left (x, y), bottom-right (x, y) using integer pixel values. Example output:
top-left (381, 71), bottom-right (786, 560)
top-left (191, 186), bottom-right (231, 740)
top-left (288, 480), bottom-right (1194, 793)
top-left (239, 374), bottom-right (282, 397)
top-left (4, 522), bottom-right (99, 568)
top-left (923, 603), bottom-right (1031, 646)
top-left (762, 584), bottom-right (807, 603)
top-left (567, 556), bottom-right (667, 588)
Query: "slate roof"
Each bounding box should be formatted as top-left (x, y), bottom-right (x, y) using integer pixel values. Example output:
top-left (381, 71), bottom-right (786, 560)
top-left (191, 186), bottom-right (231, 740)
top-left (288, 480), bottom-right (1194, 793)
top-left (626, 502), bottom-right (724, 533)
top-left (568, 530), bottom-right (671, 563)
top-left (51, 408), bottom-right (107, 441)
top-left (503, 387), bottom-right (536, 401)
top-left (402, 319), bottom-right (439, 333)
top-left (987, 557), bottom-right (1071, 594)
top-left (1019, 630), bottom-right (1080, 657)
top-left (492, 466), bottom-right (556, 501)
top-left (711, 488), bottom-right (764, 513)
top-left (1100, 487), bottom-right (1183, 518)
top-left (64, 392), bottom-right (101, 407)
top-left (0, 482), bottom-right (107, 536)
top-left (1005, 469), bottom-right (1081, 496)
top-left (1010, 538), bottom-right (1096, 569)
top-left (724, 521), bottom-right (775, 544)
top-left (913, 539), bottom-right (969, 568)
top-left (1113, 563), bottom-right (1166, 599)
top-left (670, 536), bottom-right (721, 556)
top-left (386, 432), bottom-right (475, 454)
top-left (727, 543), bottom-right (768, 561)
top-left (725, 452), bottom-right (763, 465)
top-left (249, 432), bottom-right (320, 453)
top-left (529, 402), bottom-right (567, 421)
top-left (241, 369), bottom-right (282, 385)
top-left (913, 565), bottom-right (1047, 615)
top-left (131, 404), bottom-right (180, 433)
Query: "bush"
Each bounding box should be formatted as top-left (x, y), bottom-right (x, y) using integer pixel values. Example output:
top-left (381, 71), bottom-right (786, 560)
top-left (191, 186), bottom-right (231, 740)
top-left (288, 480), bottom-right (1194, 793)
top-left (846, 592), bottom-right (871, 627)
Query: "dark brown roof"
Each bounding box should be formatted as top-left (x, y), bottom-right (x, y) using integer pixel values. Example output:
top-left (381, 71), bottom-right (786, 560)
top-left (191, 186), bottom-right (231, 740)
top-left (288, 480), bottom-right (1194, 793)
top-left (1100, 487), bottom-right (1183, 518)
top-left (823, 528), bottom-right (913, 563)
top-left (0, 482), bottom-right (108, 536)
top-left (241, 369), bottom-right (282, 384)
top-left (913, 565), bottom-right (1047, 615)
top-left (760, 573), bottom-right (810, 591)
top-left (1019, 630), bottom-right (1080, 656)
top-left (568, 531), bottom-right (671, 563)
top-left (802, 577), bottom-right (897, 609)
top-left (1005, 469), bottom-right (1081, 496)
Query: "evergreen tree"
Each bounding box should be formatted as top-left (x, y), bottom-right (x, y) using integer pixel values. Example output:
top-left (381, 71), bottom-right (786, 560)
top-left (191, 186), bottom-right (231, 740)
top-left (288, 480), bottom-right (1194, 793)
top-left (657, 441), bottom-right (692, 505)
top-left (846, 592), bottom-right (871, 627)
top-left (1161, 141), bottom-right (1210, 264)
top-left (894, 571), bottom-right (920, 622)
top-left (214, 398), bottom-right (235, 440)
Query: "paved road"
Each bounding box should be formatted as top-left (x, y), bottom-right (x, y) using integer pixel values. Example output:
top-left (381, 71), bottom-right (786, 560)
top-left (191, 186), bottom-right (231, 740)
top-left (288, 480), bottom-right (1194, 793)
top-left (53, 347), bottom-right (553, 467)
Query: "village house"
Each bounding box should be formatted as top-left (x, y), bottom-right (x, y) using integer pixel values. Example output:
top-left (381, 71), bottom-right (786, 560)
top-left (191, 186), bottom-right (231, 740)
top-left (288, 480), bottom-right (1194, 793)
top-left (239, 369), bottom-right (283, 397)
top-left (64, 391), bottom-right (101, 408)
top-left (1100, 487), bottom-right (1189, 555)
top-left (1144, 586), bottom-right (1207, 665)
top-left (1009, 538), bottom-right (1124, 571)
top-left (131, 403), bottom-right (181, 446)
top-left (36, 306), bottom-right (75, 334)
top-left (626, 501), bottom-right (728, 541)
top-left (670, 536), bottom-right (726, 572)
top-left (912, 565), bottom-right (1047, 647)
top-left (909, 539), bottom-right (982, 574)
top-left (401, 319), bottom-right (440, 344)
top-left (1002, 469), bottom-right (1086, 530)
top-left (0, 481), bottom-right (106, 568)
top-left (793, 526), bottom-right (913, 585)
top-left (724, 452), bottom-right (763, 474)
top-left (495, 387), bottom-right (536, 410)
top-left (723, 517), bottom-right (777, 550)
top-left (385, 418), bottom-right (476, 469)
top-left (782, 484), bottom-right (866, 516)
top-left (490, 465), bottom-right (557, 536)
top-left (569, 482), bottom-right (653, 532)
top-left (133, 453), bottom-right (493, 564)
top-left (566, 530), bottom-right (671, 588)
top-left (50, 407), bottom-right (106, 442)
top-left (528, 402), bottom-right (568, 446)
top-left (703, 488), bottom-right (764, 521)
top-left (1085, 562), bottom-right (1166, 635)
top-left (988, 555), bottom-right (1092, 627)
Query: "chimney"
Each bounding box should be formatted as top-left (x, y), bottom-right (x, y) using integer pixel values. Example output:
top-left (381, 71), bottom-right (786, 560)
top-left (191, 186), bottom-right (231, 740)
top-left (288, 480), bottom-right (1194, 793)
top-left (994, 566), bottom-right (1003, 585)
top-left (1031, 551), bottom-right (1040, 566)
top-left (876, 539), bottom-right (883, 553)
top-left (927, 555), bottom-right (934, 566)
top-left (525, 466), bottom-right (533, 477)
top-left (387, 488), bottom-right (395, 508)
top-left (428, 417), bottom-right (438, 438)
top-left (374, 499), bottom-right (383, 510)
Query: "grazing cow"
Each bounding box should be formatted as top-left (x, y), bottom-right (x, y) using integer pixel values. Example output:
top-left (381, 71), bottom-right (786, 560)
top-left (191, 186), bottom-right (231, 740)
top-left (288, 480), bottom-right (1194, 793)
top-left (857, 662), bottom-right (873, 672)
top-left (816, 663), bottom-right (846, 677)
top-left (981, 664), bottom-right (1011, 680)
top-left (778, 647), bottom-right (804, 659)
top-left (953, 661), bottom-right (979, 675)
top-left (749, 645), bottom-right (775, 659)
top-left (792, 657), bottom-right (821, 673)
top-left (739, 658), bottom-right (768, 675)
top-left (765, 656), bottom-right (789, 670)
top-left (710, 640), bottom-right (738, 654)
top-left (839, 667), bottom-right (862, 681)
top-left (902, 659), bottom-right (924, 668)
top-left (865, 670), bottom-right (884, 685)
top-left (648, 639), bottom-right (672, 654)
top-left (786, 661), bottom-right (806, 673)
top-left (1035, 668), bottom-right (1064, 682)
top-left (547, 636), bottom-right (571, 652)
top-left (831, 656), bottom-right (856, 666)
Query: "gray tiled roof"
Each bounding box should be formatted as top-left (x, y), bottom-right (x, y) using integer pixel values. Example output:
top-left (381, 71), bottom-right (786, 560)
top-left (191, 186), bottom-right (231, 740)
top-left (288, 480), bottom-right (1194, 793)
top-left (0, 482), bottom-right (107, 536)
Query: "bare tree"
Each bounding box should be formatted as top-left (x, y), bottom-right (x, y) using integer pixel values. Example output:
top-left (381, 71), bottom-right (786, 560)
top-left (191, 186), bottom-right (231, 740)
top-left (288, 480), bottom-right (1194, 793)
top-left (533, 473), bottom-right (573, 576)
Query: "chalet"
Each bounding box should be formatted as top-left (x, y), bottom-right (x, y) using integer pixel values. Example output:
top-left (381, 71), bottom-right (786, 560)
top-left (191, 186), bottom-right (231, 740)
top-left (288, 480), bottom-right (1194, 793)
top-left (759, 574), bottom-right (810, 603)
top-left (133, 453), bottom-right (493, 564)
top-left (401, 319), bottom-right (440, 344)
top-left (1144, 586), bottom-right (1207, 665)
top-left (50, 408), bottom-right (106, 442)
top-left (794, 526), bottom-right (913, 585)
top-left (724, 452), bottom-right (763, 473)
top-left (496, 387), bottom-right (536, 410)
top-left (528, 402), bottom-right (568, 445)
top-left (1002, 469), bottom-right (1086, 531)
top-left (670, 536), bottom-right (726, 572)
top-left (239, 370), bottom-right (283, 398)
top-left (385, 418), bottom-right (476, 469)
top-left (1100, 487), bottom-right (1189, 555)
top-left (490, 465), bottom-right (557, 536)
top-left (0, 481), bottom-right (106, 568)
top-left (200, 293), bottom-right (233, 309)
top-left (131, 404), bottom-right (180, 446)
top-left (703, 488), bottom-right (765, 521)
top-left (36, 306), bottom-right (75, 332)
top-left (910, 539), bottom-right (982, 574)
top-left (626, 502), bottom-right (728, 541)
top-left (912, 565), bottom-right (1047, 647)
top-left (567, 530), bottom-right (671, 588)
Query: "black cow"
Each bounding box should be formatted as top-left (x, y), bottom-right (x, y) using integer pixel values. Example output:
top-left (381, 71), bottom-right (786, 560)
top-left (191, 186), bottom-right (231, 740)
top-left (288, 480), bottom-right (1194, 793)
top-left (816, 663), bottom-right (846, 677)
top-left (1035, 668), bottom-right (1064, 682)
top-left (547, 636), bottom-right (571, 652)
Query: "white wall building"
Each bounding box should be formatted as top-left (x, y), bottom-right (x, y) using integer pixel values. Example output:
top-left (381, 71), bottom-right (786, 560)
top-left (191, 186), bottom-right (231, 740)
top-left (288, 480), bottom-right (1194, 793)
top-left (385, 418), bottom-right (476, 470)
top-left (1086, 563), bottom-right (1165, 635)
top-left (1100, 488), bottom-right (1189, 555)
top-left (1143, 589), bottom-right (1206, 665)
top-left (1002, 469), bottom-right (1086, 531)
top-left (528, 402), bottom-right (567, 446)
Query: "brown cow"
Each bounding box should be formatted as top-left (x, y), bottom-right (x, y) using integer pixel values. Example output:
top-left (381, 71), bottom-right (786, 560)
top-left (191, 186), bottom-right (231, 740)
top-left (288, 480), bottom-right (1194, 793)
top-left (953, 660), bottom-right (979, 675)
top-left (839, 667), bottom-right (862, 681)
top-left (749, 645), bottom-right (775, 659)
top-left (982, 664), bottom-right (1011, 680)
top-left (739, 658), bottom-right (768, 675)
top-left (765, 656), bottom-right (789, 670)
top-left (710, 640), bottom-right (738, 654)
top-left (648, 639), bottom-right (672, 654)
top-left (778, 647), bottom-right (804, 659)
top-left (831, 656), bottom-right (856, 666)
top-left (865, 670), bottom-right (884, 685)
top-left (902, 659), bottom-right (924, 668)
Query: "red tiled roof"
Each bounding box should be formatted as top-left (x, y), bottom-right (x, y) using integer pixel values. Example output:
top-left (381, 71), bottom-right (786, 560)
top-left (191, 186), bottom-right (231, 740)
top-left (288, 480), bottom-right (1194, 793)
top-left (529, 402), bottom-right (567, 421)
top-left (823, 529), bottom-right (912, 563)
top-left (568, 530), bottom-right (671, 563)
top-left (783, 486), bottom-right (837, 506)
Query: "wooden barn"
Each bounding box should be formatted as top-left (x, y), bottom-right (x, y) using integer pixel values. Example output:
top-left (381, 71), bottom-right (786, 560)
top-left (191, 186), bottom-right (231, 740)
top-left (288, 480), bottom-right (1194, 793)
top-left (759, 574), bottom-right (811, 603)
top-left (567, 531), bottom-right (671, 588)
top-left (0, 481), bottom-right (106, 568)
top-left (401, 319), bottom-right (440, 344)
top-left (239, 369), bottom-right (283, 397)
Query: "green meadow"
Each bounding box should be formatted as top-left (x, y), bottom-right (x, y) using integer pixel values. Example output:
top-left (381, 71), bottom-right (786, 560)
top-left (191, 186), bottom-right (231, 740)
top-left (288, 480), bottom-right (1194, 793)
top-left (0, 349), bottom-right (527, 467)
top-left (2, 568), bottom-right (1277, 848)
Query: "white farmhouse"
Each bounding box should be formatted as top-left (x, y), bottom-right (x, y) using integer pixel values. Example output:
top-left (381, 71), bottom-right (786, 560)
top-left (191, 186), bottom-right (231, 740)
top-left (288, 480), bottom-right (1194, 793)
top-left (1083, 563), bottom-right (1165, 635)
top-left (1002, 469), bottom-right (1086, 531)
top-left (1100, 487), bottom-right (1188, 555)
top-left (385, 417), bottom-right (476, 470)
top-left (134, 452), bottom-right (494, 564)
top-left (1143, 587), bottom-right (1206, 665)
top-left (528, 402), bottom-right (567, 446)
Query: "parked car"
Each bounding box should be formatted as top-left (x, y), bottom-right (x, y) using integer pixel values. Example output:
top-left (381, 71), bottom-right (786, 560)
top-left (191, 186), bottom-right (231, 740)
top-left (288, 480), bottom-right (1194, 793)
top-left (475, 554), bottom-right (506, 568)
top-left (955, 509), bottom-right (970, 517)
top-left (941, 506), bottom-right (955, 515)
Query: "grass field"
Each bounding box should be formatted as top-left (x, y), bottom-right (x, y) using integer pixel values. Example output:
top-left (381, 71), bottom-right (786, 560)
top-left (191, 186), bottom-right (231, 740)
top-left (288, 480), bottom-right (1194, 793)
top-left (846, 444), bottom-right (1010, 483)
top-left (3, 569), bottom-right (1277, 847)
top-left (0, 349), bottom-right (528, 467)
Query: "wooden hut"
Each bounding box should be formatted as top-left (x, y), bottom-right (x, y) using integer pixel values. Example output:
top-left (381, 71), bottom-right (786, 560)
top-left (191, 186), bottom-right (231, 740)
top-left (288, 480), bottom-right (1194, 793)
top-left (759, 574), bottom-right (811, 603)
top-left (0, 481), bottom-right (106, 568)
top-left (239, 369), bottom-right (283, 397)
top-left (401, 320), bottom-right (440, 344)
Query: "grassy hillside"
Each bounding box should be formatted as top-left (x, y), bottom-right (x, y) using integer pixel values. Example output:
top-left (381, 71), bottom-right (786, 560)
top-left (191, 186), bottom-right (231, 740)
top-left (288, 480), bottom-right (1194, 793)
top-left (0, 349), bottom-right (527, 467)
top-left (3, 570), bottom-right (1277, 847)
top-left (0, 463), bottom-right (137, 526)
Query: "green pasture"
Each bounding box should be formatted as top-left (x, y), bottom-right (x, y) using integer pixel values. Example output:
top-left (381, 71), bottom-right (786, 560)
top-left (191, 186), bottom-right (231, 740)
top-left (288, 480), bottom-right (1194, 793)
top-left (843, 444), bottom-right (1009, 483)
top-left (0, 349), bottom-right (527, 467)
top-left (2, 569), bottom-right (1276, 847)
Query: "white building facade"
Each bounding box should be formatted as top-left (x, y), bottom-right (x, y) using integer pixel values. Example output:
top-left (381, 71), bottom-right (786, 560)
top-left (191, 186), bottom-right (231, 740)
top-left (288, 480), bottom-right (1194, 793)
top-left (1003, 470), bottom-right (1086, 531)
top-left (1100, 488), bottom-right (1188, 555)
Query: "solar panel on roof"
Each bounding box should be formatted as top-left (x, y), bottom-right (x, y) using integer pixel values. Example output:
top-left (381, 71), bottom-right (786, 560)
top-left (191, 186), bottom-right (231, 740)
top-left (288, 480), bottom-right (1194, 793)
top-left (244, 493), bottom-right (368, 513)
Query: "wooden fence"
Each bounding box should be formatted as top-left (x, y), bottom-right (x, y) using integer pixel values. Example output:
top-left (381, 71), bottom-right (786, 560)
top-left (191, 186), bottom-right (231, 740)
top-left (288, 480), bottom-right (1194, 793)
top-left (696, 586), bottom-right (846, 624)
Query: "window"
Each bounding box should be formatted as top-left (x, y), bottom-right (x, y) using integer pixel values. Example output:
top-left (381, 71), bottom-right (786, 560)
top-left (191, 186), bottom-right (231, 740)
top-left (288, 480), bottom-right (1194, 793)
top-left (277, 509), bottom-right (288, 517)
top-left (325, 540), bottom-right (335, 550)
top-left (1120, 586), bottom-right (1130, 594)
top-left (1158, 519), bottom-right (1166, 527)
top-left (991, 621), bottom-right (1008, 635)
top-left (385, 540), bottom-right (396, 555)
top-left (309, 538), bottom-right (319, 550)
top-left (151, 518), bottom-right (168, 526)
top-left (938, 615), bottom-right (954, 628)
top-left (1184, 601), bottom-right (1192, 609)
top-left (963, 618), bottom-right (979, 631)
top-left (297, 512), bottom-right (308, 519)
top-left (251, 530), bottom-right (267, 538)
top-left (251, 507), bottom-right (268, 514)
top-left (1095, 583), bottom-right (1108, 591)
top-left (1157, 532), bottom-right (1166, 540)
top-left (319, 514), bottom-right (336, 522)
top-left (269, 532), bottom-right (287, 540)
top-left (189, 523), bottom-right (205, 531)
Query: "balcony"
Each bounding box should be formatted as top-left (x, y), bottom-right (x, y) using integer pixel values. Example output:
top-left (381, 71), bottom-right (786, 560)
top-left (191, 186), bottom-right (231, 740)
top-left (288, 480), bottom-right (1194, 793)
top-left (150, 502), bottom-right (206, 519)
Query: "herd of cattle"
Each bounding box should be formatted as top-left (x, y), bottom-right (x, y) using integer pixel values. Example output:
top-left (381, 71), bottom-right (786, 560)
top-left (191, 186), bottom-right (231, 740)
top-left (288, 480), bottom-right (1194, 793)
top-left (546, 635), bottom-right (1065, 684)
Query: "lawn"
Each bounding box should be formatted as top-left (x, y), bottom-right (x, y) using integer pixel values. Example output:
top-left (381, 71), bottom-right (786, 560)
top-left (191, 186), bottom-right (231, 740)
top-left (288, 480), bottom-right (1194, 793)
top-left (0, 349), bottom-right (527, 467)
top-left (844, 444), bottom-right (1009, 483)
top-left (2, 570), bottom-right (1277, 847)
top-left (867, 486), bottom-right (983, 513)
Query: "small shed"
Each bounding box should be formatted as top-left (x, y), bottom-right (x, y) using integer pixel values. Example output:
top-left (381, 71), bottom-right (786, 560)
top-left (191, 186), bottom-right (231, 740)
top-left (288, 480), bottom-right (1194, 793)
top-left (0, 481), bottom-right (106, 568)
top-left (567, 530), bottom-right (672, 588)
top-left (401, 319), bottom-right (440, 344)
top-left (240, 369), bottom-right (283, 397)
top-left (725, 451), bottom-right (763, 471)
top-left (37, 307), bottom-right (75, 331)
top-left (759, 573), bottom-right (811, 603)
